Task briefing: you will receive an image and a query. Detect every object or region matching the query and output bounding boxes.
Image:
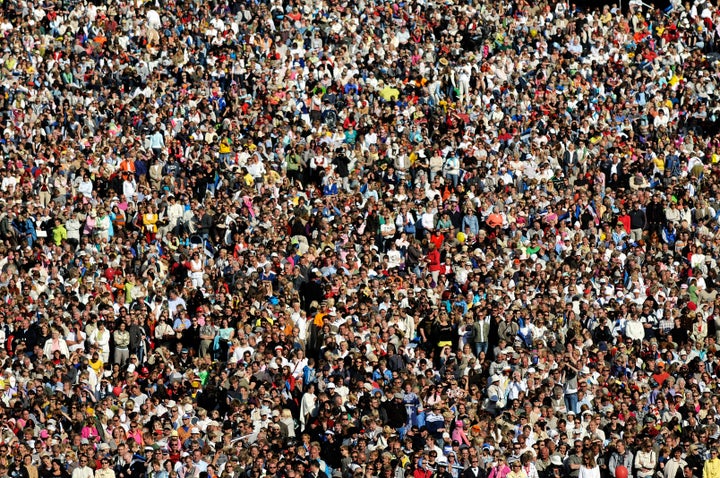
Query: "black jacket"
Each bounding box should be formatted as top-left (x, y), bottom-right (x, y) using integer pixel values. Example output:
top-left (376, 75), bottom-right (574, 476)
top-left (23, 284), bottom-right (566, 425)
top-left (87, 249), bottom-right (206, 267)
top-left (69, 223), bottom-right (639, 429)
top-left (629, 209), bottom-right (646, 230)
top-left (382, 398), bottom-right (409, 428)
top-left (462, 466), bottom-right (486, 478)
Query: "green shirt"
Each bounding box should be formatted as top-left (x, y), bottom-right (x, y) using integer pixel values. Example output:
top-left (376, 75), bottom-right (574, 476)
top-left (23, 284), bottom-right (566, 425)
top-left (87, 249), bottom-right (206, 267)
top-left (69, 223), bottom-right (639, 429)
top-left (52, 225), bottom-right (67, 246)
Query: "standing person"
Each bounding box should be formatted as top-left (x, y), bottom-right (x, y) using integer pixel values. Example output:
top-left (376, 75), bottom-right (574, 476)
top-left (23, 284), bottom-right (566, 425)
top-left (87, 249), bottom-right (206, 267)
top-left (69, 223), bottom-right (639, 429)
top-left (198, 318), bottom-right (216, 359)
top-left (521, 453), bottom-right (539, 478)
top-left (189, 252), bottom-right (204, 288)
top-left (472, 312), bottom-right (490, 355)
top-left (213, 318), bottom-right (234, 361)
top-left (463, 455), bottom-right (485, 478)
top-left (665, 448), bottom-right (687, 478)
top-left (685, 446), bottom-right (703, 478)
top-left (71, 456), bottom-right (94, 478)
top-left (22, 453), bottom-right (38, 478)
top-left (113, 321), bottom-right (130, 366)
top-left (94, 459), bottom-right (114, 478)
top-left (609, 441), bottom-right (634, 478)
top-left (635, 439), bottom-right (657, 478)
top-left (703, 448), bottom-right (720, 478)
top-left (128, 318), bottom-right (146, 362)
top-left (437, 458), bottom-right (454, 478)
top-left (488, 457), bottom-right (510, 478)
top-left (300, 382), bottom-right (317, 431)
top-left (562, 360), bottom-right (580, 415)
top-left (426, 243), bottom-right (441, 286)
top-left (90, 321), bottom-right (111, 362)
top-left (629, 203), bottom-right (647, 243)
top-left (645, 193), bottom-right (667, 237)
top-left (567, 442), bottom-right (584, 478)
top-left (507, 459), bottom-right (528, 478)
top-left (43, 329), bottom-right (70, 360)
top-left (579, 454), bottom-right (600, 478)
top-left (150, 129), bottom-right (165, 158)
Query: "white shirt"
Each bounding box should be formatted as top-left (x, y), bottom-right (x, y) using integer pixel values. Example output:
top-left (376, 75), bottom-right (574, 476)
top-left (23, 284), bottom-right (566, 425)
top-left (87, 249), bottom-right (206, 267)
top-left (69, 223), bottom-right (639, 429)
top-left (72, 466), bottom-right (94, 478)
top-left (578, 466), bottom-right (601, 478)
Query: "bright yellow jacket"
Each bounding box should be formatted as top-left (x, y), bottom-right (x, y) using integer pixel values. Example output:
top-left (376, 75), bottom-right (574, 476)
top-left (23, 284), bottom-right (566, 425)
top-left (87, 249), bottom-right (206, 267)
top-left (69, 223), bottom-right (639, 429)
top-left (703, 457), bottom-right (720, 478)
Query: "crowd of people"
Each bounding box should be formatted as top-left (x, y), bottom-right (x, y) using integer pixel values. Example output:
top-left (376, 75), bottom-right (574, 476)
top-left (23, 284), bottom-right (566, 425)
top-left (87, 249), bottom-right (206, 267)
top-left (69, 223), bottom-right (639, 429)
top-left (2, 1), bottom-right (720, 478)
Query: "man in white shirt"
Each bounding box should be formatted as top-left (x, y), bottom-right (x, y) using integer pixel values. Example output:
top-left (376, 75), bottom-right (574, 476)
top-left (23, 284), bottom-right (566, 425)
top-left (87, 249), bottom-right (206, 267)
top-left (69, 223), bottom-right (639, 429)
top-left (162, 195), bottom-right (185, 234)
top-left (72, 456), bottom-right (95, 478)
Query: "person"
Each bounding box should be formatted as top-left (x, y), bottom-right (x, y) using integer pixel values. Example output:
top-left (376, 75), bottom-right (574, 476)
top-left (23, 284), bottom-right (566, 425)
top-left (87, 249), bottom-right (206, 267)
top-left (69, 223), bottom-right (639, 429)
top-left (71, 456), bottom-right (94, 478)
top-left (113, 322), bottom-right (131, 366)
top-left (50, 460), bottom-right (70, 478)
top-left (578, 454), bottom-right (600, 478)
top-left (189, 252), bottom-right (204, 288)
top-left (567, 442), bottom-right (583, 478)
top-left (308, 460), bottom-right (329, 478)
top-left (507, 460), bottom-right (528, 478)
top-left (437, 458), bottom-right (454, 478)
top-left (22, 454), bottom-right (38, 478)
top-left (472, 314), bottom-right (490, 356)
top-left (462, 455), bottom-right (485, 478)
top-left (703, 449), bottom-right (720, 478)
top-left (635, 440), bottom-right (657, 478)
top-left (95, 459), bottom-right (115, 478)
top-left (665, 448), bottom-right (687, 478)
top-left (488, 457), bottom-right (510, 478)
top-left (43, 329), bottom-right (69, 360)
top-left (520, 453), bottom-right (539, 478)
top-left (609, 441), bottom-right (634, 478)
top-left (90, 321), bottom-right (111, 362)
top-left (426, 243), bottom-right (442, 286)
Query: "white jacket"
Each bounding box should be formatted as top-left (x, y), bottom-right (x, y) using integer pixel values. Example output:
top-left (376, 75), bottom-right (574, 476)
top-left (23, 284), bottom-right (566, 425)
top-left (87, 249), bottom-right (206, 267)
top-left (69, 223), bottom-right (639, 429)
top-left (43, 338), bottom-right (70, 360)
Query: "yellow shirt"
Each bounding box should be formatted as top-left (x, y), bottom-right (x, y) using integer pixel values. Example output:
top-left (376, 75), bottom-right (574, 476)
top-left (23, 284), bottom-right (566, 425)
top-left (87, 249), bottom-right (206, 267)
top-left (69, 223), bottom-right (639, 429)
top-left (703, 457), bottom-right (720, 478)
top-left (219, 137), bottom-right (232, 154)
top-left (89, 358), bottom-right (104, 375)
top-left (143, 213), bottom-right (158, 232)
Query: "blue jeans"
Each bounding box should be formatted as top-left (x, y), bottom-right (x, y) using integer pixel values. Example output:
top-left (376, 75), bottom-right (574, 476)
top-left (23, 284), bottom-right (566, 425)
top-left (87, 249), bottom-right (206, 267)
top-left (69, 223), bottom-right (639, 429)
top-left (446, 173), bottom-right (459, 187)
top-left (565, 393), bottom-right (578, 414)
top-left (474, 342), bottom-right (488, 356)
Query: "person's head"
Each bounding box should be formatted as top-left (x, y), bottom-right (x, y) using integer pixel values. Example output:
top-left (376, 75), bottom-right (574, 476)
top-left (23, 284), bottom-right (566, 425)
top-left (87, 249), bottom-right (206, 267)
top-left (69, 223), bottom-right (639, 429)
top-left (574, 441), bottom-right (583, 454)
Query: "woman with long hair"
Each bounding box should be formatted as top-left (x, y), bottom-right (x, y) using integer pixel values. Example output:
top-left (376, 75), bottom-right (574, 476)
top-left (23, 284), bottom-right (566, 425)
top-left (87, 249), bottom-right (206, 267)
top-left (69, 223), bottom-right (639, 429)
top-left (578, 453), bottom-right (601, 478)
